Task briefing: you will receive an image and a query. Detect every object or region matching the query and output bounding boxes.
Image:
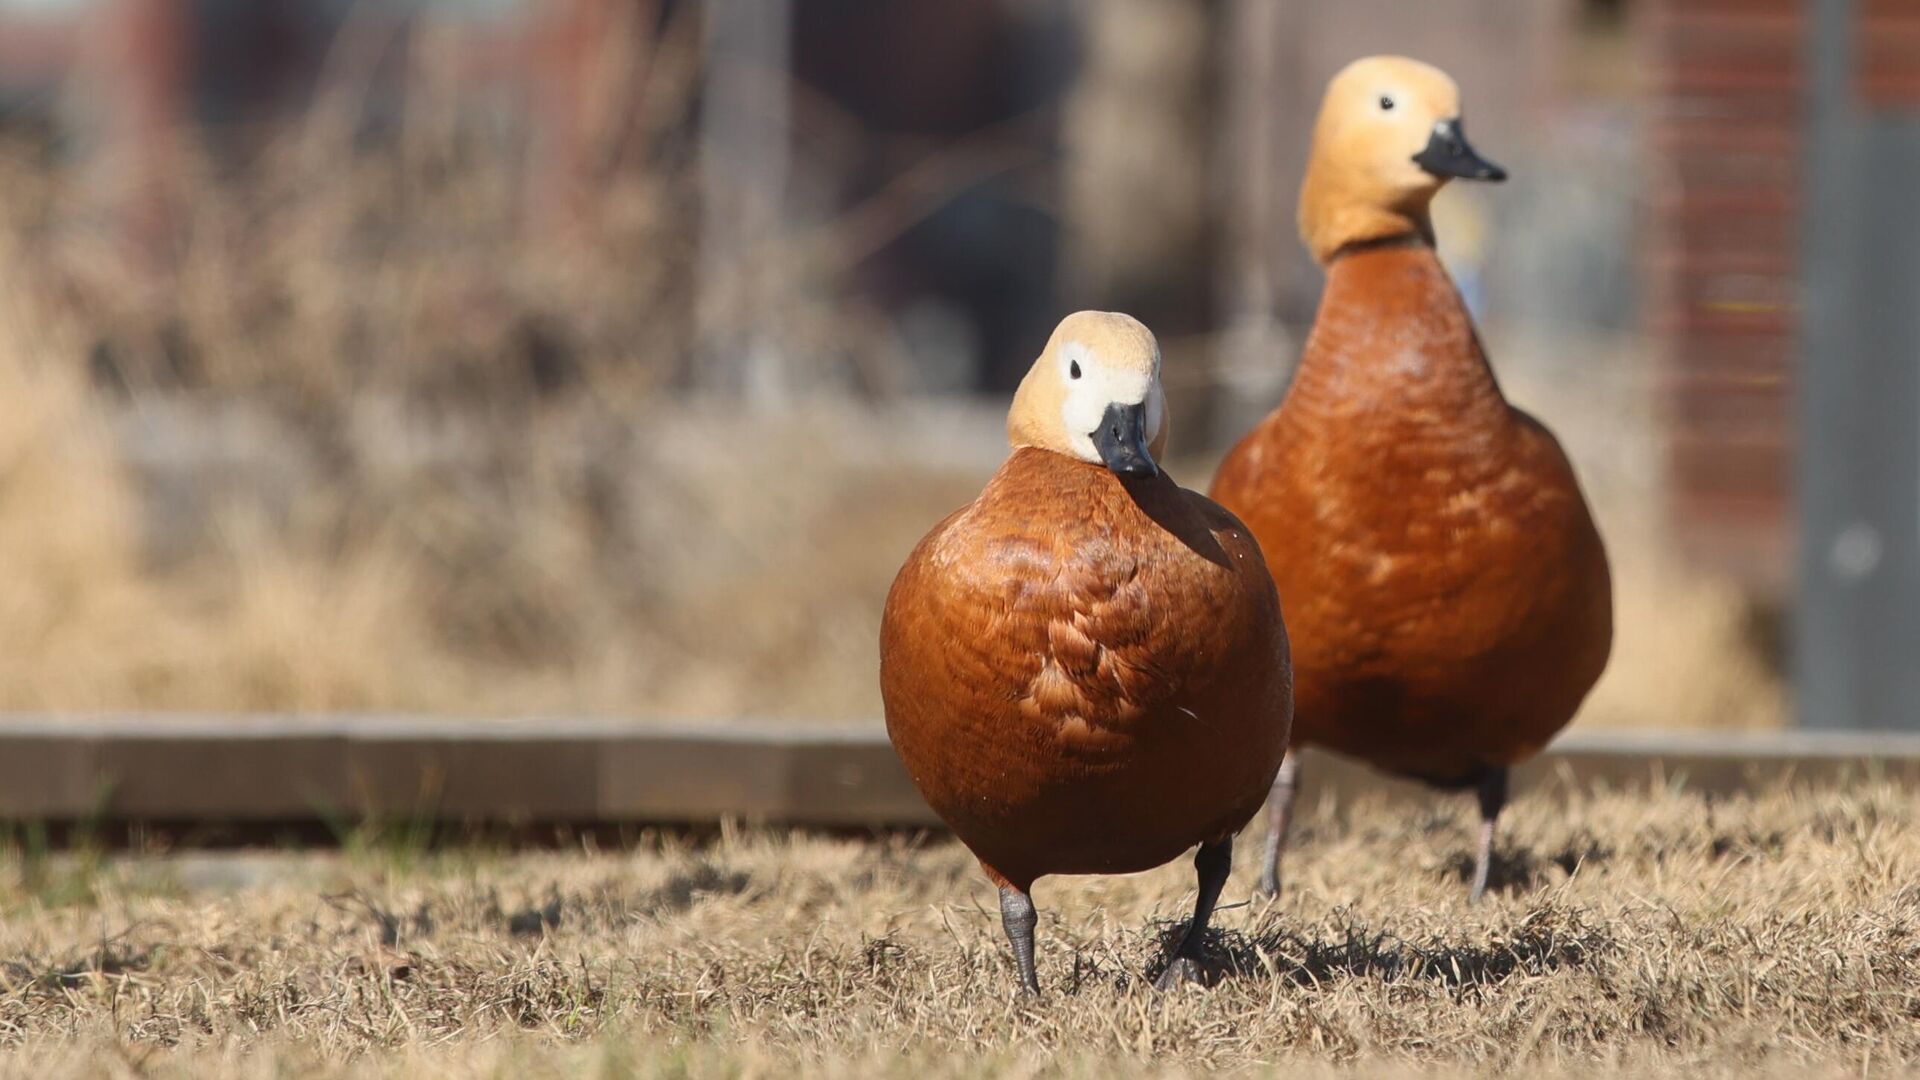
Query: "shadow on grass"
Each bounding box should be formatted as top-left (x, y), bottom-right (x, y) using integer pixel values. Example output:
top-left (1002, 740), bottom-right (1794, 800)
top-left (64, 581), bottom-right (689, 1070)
top-left (1139, 907), bottom-right (1612, 994)
top-left (2, 939), bottom-right (154, 996)
top-left (323, 860), bottom-right (755, 946)
top-left (1443, 835), bottom-right (1615, 897)
top-left (635, 862), bottom-right (754, 918)
top-left (505, 861), bottom-right (754, 937)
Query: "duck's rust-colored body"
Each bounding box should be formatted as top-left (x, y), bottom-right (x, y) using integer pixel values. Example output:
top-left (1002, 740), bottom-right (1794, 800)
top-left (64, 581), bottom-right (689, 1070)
top-left (883, 447), bottom-right (1291, 894)
top-left (1207, 55), bottom-right (1614, 902)
top-left (1211, 242), bottom-right (1611, 788)
top-left (883, 309), bottom-right (1290, 993)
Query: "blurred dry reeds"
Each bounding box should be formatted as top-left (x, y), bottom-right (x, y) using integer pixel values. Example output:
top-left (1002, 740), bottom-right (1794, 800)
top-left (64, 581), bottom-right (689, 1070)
top-left (0, 11), bottom-right (1782, 728)
top-left (0, 11), bottom-right (939, 718)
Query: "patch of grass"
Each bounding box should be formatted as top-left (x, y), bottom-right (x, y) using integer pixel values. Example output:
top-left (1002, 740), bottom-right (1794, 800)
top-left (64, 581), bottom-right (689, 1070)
top-left (333, 812), bottom-right (447, 877)
top-left (0, 783), bottom-right (1912, 1076)
top-left (0, 823), bottom-right (104, 913)
top-left (0, 796), bottom-right (139, 914)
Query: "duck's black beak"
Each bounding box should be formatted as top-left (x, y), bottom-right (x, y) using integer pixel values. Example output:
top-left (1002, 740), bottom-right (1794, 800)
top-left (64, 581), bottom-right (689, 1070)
top-left (1413, 118), bottom-right (1506, 182)
top-left (1091, 401), bottom-right (1158, 479)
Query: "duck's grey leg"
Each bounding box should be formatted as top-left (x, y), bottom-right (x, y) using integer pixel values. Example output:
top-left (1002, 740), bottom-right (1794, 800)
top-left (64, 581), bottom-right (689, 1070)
top-left (1257, 752), bottom-right (1301, 897)
top-left (1154, 838), bottom-right (1232, 990)
top-left (999, 885), bottom-right (1041, 995)
top-left (1469, 766), bottom-right (1509, 904)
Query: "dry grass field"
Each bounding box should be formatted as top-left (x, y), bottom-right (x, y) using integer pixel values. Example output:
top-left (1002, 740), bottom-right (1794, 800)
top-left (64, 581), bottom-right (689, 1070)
top-left (0, 779), bottom-right (1912, 1077)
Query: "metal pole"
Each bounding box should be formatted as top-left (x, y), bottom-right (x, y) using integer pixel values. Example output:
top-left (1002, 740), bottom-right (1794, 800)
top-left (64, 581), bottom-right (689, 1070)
top-left (1795, 0), bottom-right (1920, 729)
top-left (695, 0), bottom-right (792, 403)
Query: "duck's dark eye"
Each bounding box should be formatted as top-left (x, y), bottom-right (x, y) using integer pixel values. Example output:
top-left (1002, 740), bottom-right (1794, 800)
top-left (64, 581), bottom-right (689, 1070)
top-left (1379, 95), bottom-right (1395, 111)
top-left (1069, 360), bottom-right (1082, 380)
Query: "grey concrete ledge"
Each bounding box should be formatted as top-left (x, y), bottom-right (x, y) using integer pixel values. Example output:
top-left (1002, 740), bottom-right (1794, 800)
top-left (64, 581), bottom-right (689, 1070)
top-left (0, 716), bottom-right (1914, 828)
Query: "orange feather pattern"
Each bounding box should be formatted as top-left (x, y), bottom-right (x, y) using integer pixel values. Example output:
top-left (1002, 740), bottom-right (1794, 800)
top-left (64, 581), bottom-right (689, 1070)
top-left (1211, 241), bottom-right (1611, 785)
top-left (883, 448), bottom-right (1292, 891)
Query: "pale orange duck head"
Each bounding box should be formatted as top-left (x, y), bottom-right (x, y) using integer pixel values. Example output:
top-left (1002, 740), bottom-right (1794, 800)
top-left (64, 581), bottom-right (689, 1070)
top-left (1210, 57), bottom-right (1611, 904)
top-left (882, 312), bottom-right (1292, 995)
top-left (1298, 55), bottom-right (1506, 264)
top-left (1005, 310), bottom-right (1170, 476)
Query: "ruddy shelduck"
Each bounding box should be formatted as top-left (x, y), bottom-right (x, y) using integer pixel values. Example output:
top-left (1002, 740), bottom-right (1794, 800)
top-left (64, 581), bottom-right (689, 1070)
top-left (882, 311), bottom-right (1293, 993)
top-left (1210, 57), bottom-right (1612, 903)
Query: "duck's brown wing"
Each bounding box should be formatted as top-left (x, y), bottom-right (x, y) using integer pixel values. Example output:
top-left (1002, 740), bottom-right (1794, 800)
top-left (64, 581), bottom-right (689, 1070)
top-left (882, 508), bottom-right (1172, 759)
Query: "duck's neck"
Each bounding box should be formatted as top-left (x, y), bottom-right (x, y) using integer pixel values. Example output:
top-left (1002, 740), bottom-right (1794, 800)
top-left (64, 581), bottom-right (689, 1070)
top-left (1299, 197), bottom-right (1434, 267)
top-left (1286, 240), bottom-right (1508, 423)
top-left (1297, 151), bottom-right (1438, 265)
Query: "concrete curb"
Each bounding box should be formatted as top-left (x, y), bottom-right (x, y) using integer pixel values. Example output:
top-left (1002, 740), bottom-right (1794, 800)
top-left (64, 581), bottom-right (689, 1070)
top-left (0, 716), bottom-right (1914, 830)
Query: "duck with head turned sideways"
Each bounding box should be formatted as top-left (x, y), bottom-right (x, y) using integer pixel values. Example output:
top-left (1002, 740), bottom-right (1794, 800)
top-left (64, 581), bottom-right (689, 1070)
top-left (881, 311), bottom-right (1293, 995)
top-left (1210, 56), bottom-right (1613, 904)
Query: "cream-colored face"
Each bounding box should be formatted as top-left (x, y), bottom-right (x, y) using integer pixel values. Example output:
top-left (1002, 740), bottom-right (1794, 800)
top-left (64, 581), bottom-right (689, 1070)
top-left (1051, 336), bottom-right (1166, 465)
top-left (1319, 56), bottom-right (1465, 205)
top-left (1008, 311), bottom-right (1169, 470)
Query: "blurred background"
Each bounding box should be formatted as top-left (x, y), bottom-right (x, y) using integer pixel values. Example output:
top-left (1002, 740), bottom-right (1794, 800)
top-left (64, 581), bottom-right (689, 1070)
top-left (0, 0), bottom-right (1907, 730)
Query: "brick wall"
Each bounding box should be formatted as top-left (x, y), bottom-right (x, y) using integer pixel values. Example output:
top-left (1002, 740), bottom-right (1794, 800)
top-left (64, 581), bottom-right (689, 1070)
top-left (1650, 0), bottom-right (1920, 595)
top-left (1859, 0), bottom-right (1920, 105)
top-left (1645, 0), bottom-right (1803, 594)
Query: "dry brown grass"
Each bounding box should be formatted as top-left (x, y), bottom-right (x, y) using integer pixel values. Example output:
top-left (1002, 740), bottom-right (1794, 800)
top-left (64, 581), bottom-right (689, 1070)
top-left (0, 780), bottom-right (1912, 1076)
